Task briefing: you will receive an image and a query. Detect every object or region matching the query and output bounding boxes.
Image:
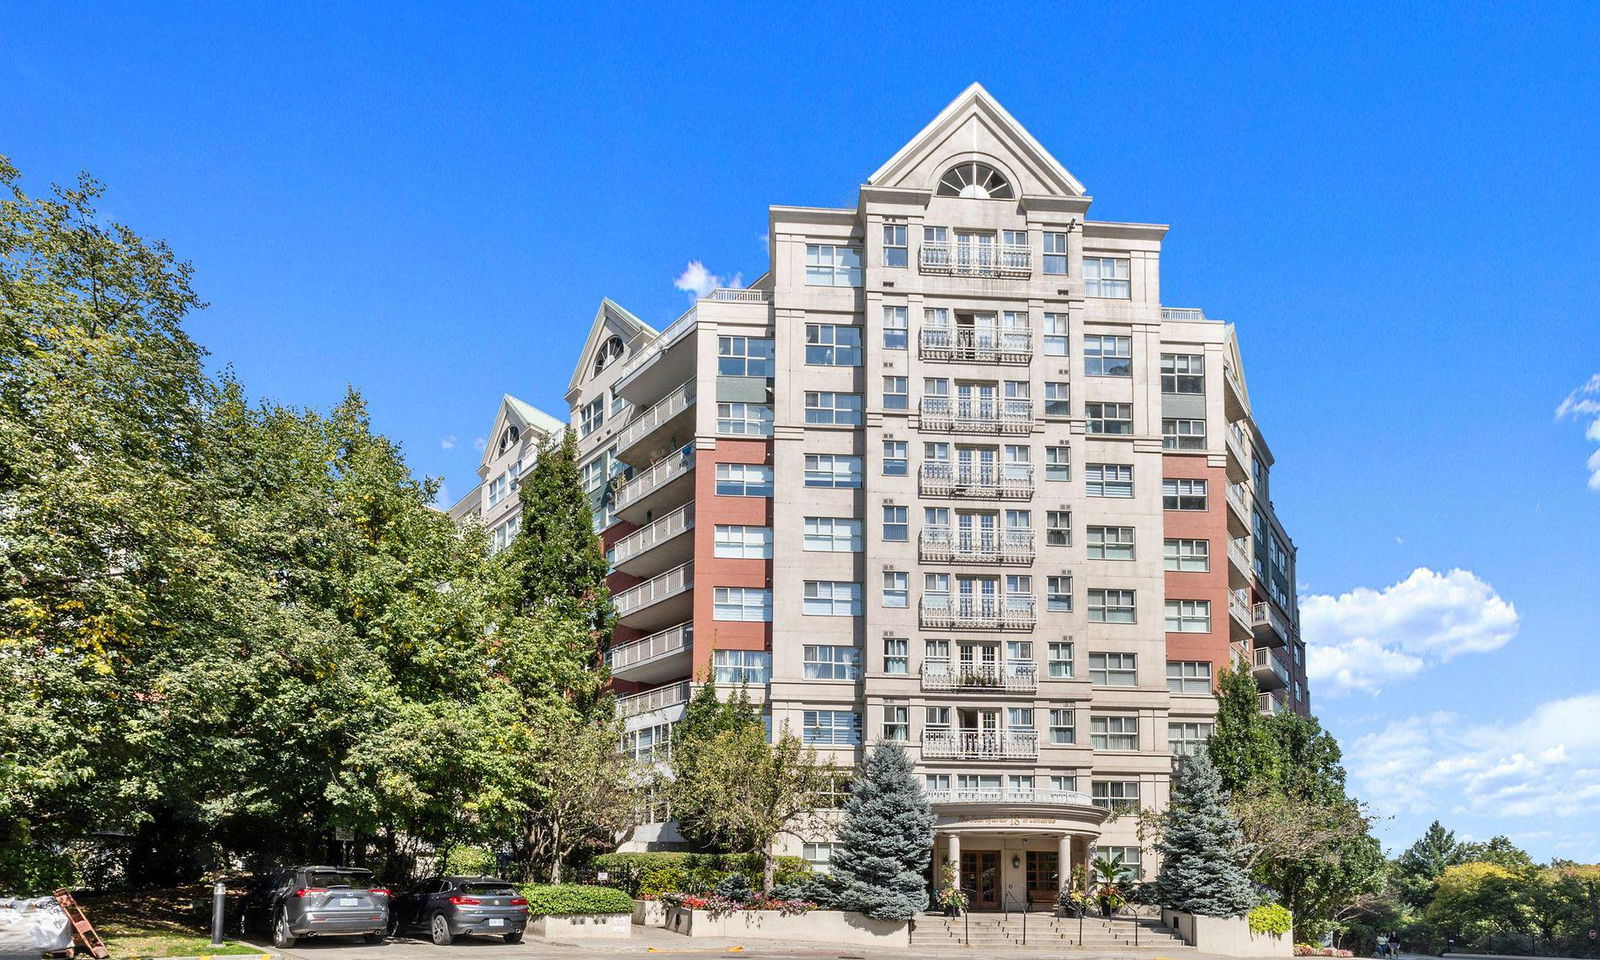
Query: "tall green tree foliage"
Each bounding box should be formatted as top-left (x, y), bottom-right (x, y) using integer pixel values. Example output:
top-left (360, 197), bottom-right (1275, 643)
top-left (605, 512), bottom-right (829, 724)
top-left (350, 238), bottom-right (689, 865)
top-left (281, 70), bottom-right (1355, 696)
top-left (1208, 664), bottom-right (1281, 792)
top-left (669, 677), bottom-right (760, 848)
top-left (831, 742), bottom-right (933, 921)
top-left (1396, 821), bottom-right (1465, 907)
top-left (1151, 753), bottom-right (1257, 916)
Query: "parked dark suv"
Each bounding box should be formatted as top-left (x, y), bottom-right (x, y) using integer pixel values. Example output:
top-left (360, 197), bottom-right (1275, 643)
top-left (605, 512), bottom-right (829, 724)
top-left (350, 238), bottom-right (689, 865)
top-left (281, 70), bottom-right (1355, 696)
top-left (237, 866), bottom-right (391, 948)
top-left (390, 876), bottom-right (529, 944)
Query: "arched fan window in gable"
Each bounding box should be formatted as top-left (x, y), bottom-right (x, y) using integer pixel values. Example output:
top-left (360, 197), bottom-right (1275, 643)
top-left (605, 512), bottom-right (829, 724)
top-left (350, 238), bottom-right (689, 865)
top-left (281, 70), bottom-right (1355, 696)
top-left (592, 335), bottom-right (625, 373)
top-left (937, 161), bottom-right (1014, 200)
top-left (498, 424), bottom-right (520, 454)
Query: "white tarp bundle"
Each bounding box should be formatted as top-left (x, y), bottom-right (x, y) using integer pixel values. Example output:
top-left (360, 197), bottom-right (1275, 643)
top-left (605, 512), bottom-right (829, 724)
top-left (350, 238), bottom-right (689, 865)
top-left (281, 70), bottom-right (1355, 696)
top-left (0, 898), bottom-right (74, 960)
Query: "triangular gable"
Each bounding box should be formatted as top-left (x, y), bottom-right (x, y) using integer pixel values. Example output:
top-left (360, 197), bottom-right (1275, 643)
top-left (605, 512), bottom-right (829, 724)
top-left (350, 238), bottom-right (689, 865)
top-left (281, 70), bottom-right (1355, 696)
top-left (479, 394), bottom-right (564, 470)
top-left (867, 82), bottom-right (1086, 199)
top-left (566, 298), bottom-right (659, 394)
top-left (1222, 327), bottom-right (1251, 407)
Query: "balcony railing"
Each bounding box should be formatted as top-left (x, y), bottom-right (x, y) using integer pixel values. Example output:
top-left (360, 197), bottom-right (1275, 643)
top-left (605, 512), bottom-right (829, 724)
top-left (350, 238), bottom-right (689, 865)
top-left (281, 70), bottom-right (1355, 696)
top-left (616, 679), bottom-right (692, 718)
top-left (614, 288), bottom-right (771, 384)
top-left (920, 241), bottom-right (1032, 278)
top-left (1229, 588), bottom-right (1253, 635)
top-left (1161, 307), bottom-right (1207, 322)
top-left (615, 379), bottom-right (697, 456)
top-left (918, 462), bottom-right (1033, 499)
top-left (610, 504), bottom-right (694, 568)
top-left (919, 597), bottom-right (1037, 630)
top-left (921, 660), bottom-right (1037, 692)
top-left (1251, 601), bottom-right (1292, 647)
top-left (614, 561), bottom-right (693, 618)
top-left (1259, 690), bottom-right (1287, 716)
top-left (1253, 645), bottom-right (1291, 689)
top-left (922, 730), bottom-right (1040, 760)
top-left (606, 621), bottom-right (692, 672)
top-left (927, 787), bottom-right (1093, 807)
top-left (1228, 538), bottom-right (1253, 576)
top-left (1223, 361), bottom-right (1250, 419)
top-left (920, 326), bottom-right (1032, 363)
top-left (919, 398), bottom-right (1033, 434)
top-left (612, 445), bottom-right (695, 513)
top-left (919, 527), bottom-right (1034, 564)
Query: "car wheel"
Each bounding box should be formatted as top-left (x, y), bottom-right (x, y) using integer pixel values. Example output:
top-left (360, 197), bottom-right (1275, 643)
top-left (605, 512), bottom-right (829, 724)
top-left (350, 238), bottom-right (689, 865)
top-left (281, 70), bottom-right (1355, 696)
top-left (363, 932), bottom-right (386, 944)
top-left (272, 909), bottom-right (297, 949)
top-left (430, 913), bottom-right (453, 946)
top-left (503, 931), bottom-right (523, 945)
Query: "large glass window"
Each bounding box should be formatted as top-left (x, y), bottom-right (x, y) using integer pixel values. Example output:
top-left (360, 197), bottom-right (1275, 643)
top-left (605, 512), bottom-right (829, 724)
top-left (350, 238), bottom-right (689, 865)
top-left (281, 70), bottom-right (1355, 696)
top-left (804, 454), bottom-right (862, 488)
top-left (1083, 257), bottom-right (1131, 298)
top-left (1163, 478), bottom-right (1209, 510)
top-left (1161, 353), bottom-right (1204, 394)
top-left (805, 244), bottom-right (862, 286)
top-left (1087, 526), bottom-right (1136, 560)
top-left (883, 305), bottom-right (908, 349)
top-left (803, 581), bottom-right (864, 617)
top-left (883, 224), bottom-right (908, 268)
top-left (883, 376), bottom-right (909, 411)
top-left (1046, 510), bottom-right (1071, 546)
top-left (883, 704), bottom-right (910, 740)
top-left (715, 463), bottom-right (773, 497)
top-left (882, 571), bottom-right (909, 608)
top-left (713, 587), bottom-right (772, 621)
top-left (1086, 463), bottom-right (1133, 498)
top-left (580, 398), bottom-right (604, 437)
top-left (1164, 538), bottom-right (1210, 571)
top-left (1044, 313), bottom-right (1069, 355)
top-left (883, 637), bottom-right (909, 674)
top-left (1046, 575), bottom-right (1072, 612)
top-left (882, 440), bottom-right (908, 476)
top-left (1086, 402), bottom-right (1134, 435)
top-left (1162, 418), bottom-right (1207, 450)
top-left (1042, 233), bottom-right (1069, 275)
top-left (803, 644), bottom-right (862, 679)
top-left (1169, 721), bottom-right (1213, 757)
top-left (1048, 641), bottom-right (1074, 678)
top-left (718, 336), bottom-right (775, 376)
top-left (1088, 652), bottom-right (1138, 686)
top-left (1083, 335), bottom-right (1132, 376)
top-left (1049, 709), bottom-right (1075, 744)
top-left (806, 324), bottom-right (863, 366)
top-left (716, 402), bottom-right (774, 435)
top-left (802, 710), bottom-right (861, 745)
top-left (1044, 382), bottom-right (1070, 417)
top-left (713, 524), bottom-right (773, 559)
top-left (882, 505), bottom-right (908, 542)
top-left (1167, 660), bottom-right (1213, 694)
top-left (1091, 781), bottom-right (1141, 814)
top-left (1091, 715), bottom-right (1139, 751)
top-left (1164, 599), bottom-right (1212, 633)
top-left (713, 649), bottom-right (771, 684)
top-left (1088, 589), bottom-right (1137, 624)
top-left (804, 391), bottom-right (864, 426)
top-left (803, 517), bottom-right (862, 552)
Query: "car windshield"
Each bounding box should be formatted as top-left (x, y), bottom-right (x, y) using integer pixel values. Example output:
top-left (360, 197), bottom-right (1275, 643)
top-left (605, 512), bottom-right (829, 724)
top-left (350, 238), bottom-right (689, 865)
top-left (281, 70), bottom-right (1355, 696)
top-left (308, 871), bottom-right (373, 889)
top-left (459, 882), bottom-right (515, 895)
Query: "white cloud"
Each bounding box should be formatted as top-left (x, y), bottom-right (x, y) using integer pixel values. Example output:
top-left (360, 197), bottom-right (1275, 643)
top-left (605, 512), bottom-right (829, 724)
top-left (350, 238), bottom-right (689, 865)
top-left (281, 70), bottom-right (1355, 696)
top-left (473, 436), bottom-right (486, 452)
top-left (673, 260), bottom-right (742, 300)
top-left (1346, 694), bottom-right (1600, 828)
top-left (440, 435), bottom-right (457, 450)
top-left (1303, 567), bottom-right (1518, 696)
top-left (1556, 374), bottom-right (1600, 491)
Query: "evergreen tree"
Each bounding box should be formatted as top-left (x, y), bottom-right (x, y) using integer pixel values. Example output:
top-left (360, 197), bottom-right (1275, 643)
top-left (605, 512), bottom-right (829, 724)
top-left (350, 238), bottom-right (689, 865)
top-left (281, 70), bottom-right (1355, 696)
top-left (1152, 752), bottom-right (1257, 917)
top-left (1207, 663), bottom-right (1283, 793)
top-left (831, 742), bottom-right (934, 921)
top-left (501, 427), bottom-right (613, 635)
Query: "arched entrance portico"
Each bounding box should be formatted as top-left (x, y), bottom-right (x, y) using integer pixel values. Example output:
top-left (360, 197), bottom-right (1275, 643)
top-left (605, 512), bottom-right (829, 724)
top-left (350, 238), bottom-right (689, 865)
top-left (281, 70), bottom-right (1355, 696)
top-left (929, 788), bottom-right (1108, 911)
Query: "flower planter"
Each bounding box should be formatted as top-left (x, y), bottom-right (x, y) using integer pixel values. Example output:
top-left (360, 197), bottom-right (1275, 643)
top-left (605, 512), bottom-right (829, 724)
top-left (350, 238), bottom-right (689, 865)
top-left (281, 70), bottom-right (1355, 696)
top-left (665, 908), bottom-right (909, 946)
top-left (529, 912), bottom-right (632, 938)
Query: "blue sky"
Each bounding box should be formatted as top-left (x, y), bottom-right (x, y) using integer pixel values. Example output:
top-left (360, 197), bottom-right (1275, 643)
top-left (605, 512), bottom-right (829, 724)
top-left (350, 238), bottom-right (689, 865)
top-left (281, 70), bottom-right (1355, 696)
top-left (4, 2), bottom-right (1598, 860)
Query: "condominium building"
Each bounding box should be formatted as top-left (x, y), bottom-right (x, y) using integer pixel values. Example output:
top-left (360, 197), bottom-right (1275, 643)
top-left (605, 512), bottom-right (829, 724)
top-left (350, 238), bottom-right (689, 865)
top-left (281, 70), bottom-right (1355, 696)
top-left (446, 394), bottom-right (566, 550)
top-left (530, 84), bottom-right (1306, 906)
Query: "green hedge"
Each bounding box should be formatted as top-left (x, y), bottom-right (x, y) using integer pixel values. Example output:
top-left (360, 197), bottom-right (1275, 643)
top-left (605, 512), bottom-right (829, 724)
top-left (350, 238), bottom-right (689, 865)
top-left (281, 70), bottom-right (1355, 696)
top-left (518, 884), bottom-right (634, 916)
top-left (592, 852), bottom-right (809, 897)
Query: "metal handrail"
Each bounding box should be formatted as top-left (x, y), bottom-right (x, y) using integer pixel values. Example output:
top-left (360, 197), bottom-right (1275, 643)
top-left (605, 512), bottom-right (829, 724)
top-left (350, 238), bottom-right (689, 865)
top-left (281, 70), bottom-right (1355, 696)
top-left (1001, 890), bottom-right (1028, 945)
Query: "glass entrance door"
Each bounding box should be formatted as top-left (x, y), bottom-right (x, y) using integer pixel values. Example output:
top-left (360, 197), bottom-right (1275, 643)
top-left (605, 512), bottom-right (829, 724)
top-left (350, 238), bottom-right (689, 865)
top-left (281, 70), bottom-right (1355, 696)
top-left (959, 851), bottom-right (1002, 909)
top-left (1025, 851), bottom-right (1060, 906)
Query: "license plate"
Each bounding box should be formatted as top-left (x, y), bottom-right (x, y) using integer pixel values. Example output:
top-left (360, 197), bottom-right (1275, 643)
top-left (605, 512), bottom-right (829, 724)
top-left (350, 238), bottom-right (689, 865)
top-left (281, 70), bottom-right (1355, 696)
top-left (488, 919), bottom-right (506, 927)
top-left (339, 897), bottom-right (358, 907)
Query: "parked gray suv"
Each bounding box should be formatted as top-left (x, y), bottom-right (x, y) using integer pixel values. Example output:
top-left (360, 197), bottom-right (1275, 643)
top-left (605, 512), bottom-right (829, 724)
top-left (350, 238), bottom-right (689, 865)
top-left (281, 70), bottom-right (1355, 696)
top-left (389, 876), bottom-right (529, 944)
top-left (238, 866), bottom-right (391, 948)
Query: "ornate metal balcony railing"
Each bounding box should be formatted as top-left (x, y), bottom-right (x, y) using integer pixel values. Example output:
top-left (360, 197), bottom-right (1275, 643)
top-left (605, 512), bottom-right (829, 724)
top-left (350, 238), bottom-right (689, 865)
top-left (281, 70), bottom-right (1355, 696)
top-left (919, 597), bottom-right (1037, 630)
top-left (919, 398), bottom-right (1033, 435)
top-left (920, 659), bottom-right (1038, 692)
top-left (917, 462), bottom-right (1033, 499)
top-left (919, 241), bottom-right (1032, 278)
top-left (919, 527), bottom-right (1034, 564)
top-left (926, 787), bottom-right (1093, 807)
top-left (922, 730), bottom-right (1040, 760)
top-left (920, 326), bottom-right (1032, 363)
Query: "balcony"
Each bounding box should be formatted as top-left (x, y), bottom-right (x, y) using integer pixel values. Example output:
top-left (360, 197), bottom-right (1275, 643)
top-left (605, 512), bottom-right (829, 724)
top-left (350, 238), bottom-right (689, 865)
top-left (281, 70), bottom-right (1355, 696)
top-left (615, 379), bottom-right (697, 467)
top-left (918, 462), bottom-right (1033, 499)
top-left (1251, 601), bottom-right (1292, 648)
top-left (1227, 538), bottom-right (1253, 588)
top-left (922, 730), bottom-right (1040, 760)
top-left (920, 597), bottom-right (1037, 631)
top-left (615, 561), bottom-right (693, 630)
top-left (612, 445), bottom-right (695, 525)
top-left (919, 527), bottom-right (1034, 565)
top-left (1225, 482), bottom-right (1251, 537)
top-left (1223, 361), bottom-right (1250, 422)
top-left (1228, 589), bottom-right (1253, 641)
top-left (919, 241), bottom-right (1031, 279)
top-left (1253, 645), bottom-right (1291, 691)
top-left (921, 660), bottom-right (1038, 693)
top-left (1224, 423), bottom-right (1250, 482)
top-left (927, 787), bottom-right (1095, 809)
top-left (610, 504), bottom-right (695, 578)
top-left (919, 326), bottom-right (1032, 364)
top-left (607, 621), bottom-right (693, 686)
top-left (615, 288), bottom-right (770, 400)
top-left (919, 398), bottom-right (1033, 435)
top-left (1259, 690), bottom-right (1287, 716)
top-left (616, 679), bottom-right (692, 719)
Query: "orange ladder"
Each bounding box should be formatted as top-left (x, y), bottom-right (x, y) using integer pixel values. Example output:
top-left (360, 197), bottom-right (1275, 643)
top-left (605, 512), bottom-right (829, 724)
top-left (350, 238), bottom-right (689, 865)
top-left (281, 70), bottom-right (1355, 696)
top-left (51, 889), bottom-right (110, 959)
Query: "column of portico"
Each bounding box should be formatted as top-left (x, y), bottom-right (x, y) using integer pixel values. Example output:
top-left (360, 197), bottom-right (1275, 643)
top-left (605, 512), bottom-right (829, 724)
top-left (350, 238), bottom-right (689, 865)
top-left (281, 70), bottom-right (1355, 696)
top-left (947, 833), bottom-right (961, 890)
top-left (1058, 833), bottom-right (1073, 891)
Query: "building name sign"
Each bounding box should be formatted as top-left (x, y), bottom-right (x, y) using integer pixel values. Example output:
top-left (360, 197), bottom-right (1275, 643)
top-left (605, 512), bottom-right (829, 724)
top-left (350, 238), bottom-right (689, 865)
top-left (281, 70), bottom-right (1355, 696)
top-left (952, 816), bottom-right (1060, 827)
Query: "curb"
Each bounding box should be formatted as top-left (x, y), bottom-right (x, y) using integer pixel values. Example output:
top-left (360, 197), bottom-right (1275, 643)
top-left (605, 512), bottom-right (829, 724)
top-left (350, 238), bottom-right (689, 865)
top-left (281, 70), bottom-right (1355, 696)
top-left (123, 953), bottom-right (275, 960)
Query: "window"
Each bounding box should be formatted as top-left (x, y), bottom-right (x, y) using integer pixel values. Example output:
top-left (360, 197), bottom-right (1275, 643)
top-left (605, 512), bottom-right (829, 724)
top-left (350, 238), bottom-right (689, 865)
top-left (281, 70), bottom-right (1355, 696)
top-left (1046, 510), bottom-right (1072, 547)
top-left (1005, 575), bottom-right (1032, 611)
top-left (1043, 233), bottom-right (1069, 275)
top-left (803, 582), bottom-right (863, 617)
top-left (1163, 478), bottom-right (1209, 510)
top-left (1051, 774), bottom-right (1078, 793)
top-left (882, 440), bottom-right (908, 476)
top-left (715, 463), bottom-right (773, 497)
top-left (1044, 382), bottom-right (1070, 417)
top-left (806, 324), bottom-right (863, 366)
top-left (488, 471), bottom-right (510, 507)
top-left (489, 513), bottom-right (520, 555)
top-left (884, 637), bottom-right (909, 674)
top-left (1099, 845), bottom-right (1144, 879)
top-left (883, 704), bottom-right (910, 740)
top-left (804, 517), bottom-right (862, 552)
top-left (713, 587), bottom-right (772, 622)
top-left (1164, 600), bottom-right (1212, 633)
top-left (580, 398), bottom-right (603, 437)
top-left (924, 572), bottom-right (950, 609)
top-left (718, 336), bottom-right (775, 376)
top-left (1008, 707), bottom-right (1036, 732)
top-left (936, 161), bottom-right (1013, 199)
top-left (1161, 353), bottom-right (1204, 394)
top-left (1162, 418), bottom-right (1207, 450)
top-left (883, 377), bottom-right (909, 411)
top-left (1045, 445), bottom-right (1071, 481)
top-left (1087, 402), bottom-right (1134, 435)
top-left (717, 402), bottom-right (774, 435)
top-left (1086, 463), bottom-right (1133, 497)
top-left (805, 244), bottom-right (862, 286)
top-left (882, 305), bottom-right (908, 349)
top-left (882, 571), bottom-right (909, 608)
top-left (1164, 539), bottom-right (1210, 572)
top-left (1089, 652), bottom-right (1138, 686)
top-left (625, 722), bottom-right (673, 763)
top-left (1044, 313), bottom-right (1069, 355)
top-left (1048, 709), bottom-right (1076, 745)
top-left (714, 524), bottom-right (773, 559)
top-left (803, 710), bottom-right (861, 745)
top-left (925, 705), bottom-right (951, 732)
top-left (610, 390), bottom-right (626, 417)
top-left (1167, 660), bottom-right (1213, 694)
top-left (1091, 715), bottom-right (1139, 751)
top-left (802, 842), bottom-right (839, 874)
top-left (713, 649), bottom-right (771, 684)
top-left (883, 224), bottom-right (908, 268)
top-left (1091, 781), bottom-right (1141, 814)
top-left (1083, 257), bottom-right (1131, 298)
top-left (1169, 722), bottom-right (1214, 757)
top-left (1088, 589), bottom-right (1136, 624)
top-left (804, 644), bottom-right (862, 679)
top-left (1087, 526), bottom-right (1136, 560)
top-left (1046, 575), bottom-right (1073, 612)
top-left (1084, 335), bottom-right (1132, 376)
top-left (925, 773), bottom-right (952, 793)
top-left (882, 505), bottom-right (908, 542)
top-left (804, 392), bottom-right (864, 426)
top-left (804, 454), bottom-right (862, 488)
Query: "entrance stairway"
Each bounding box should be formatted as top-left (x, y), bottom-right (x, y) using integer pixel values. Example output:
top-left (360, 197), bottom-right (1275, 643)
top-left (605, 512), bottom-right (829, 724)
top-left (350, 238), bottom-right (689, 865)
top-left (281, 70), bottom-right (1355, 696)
top-left (910, 912), bottom-right (1193, 950)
